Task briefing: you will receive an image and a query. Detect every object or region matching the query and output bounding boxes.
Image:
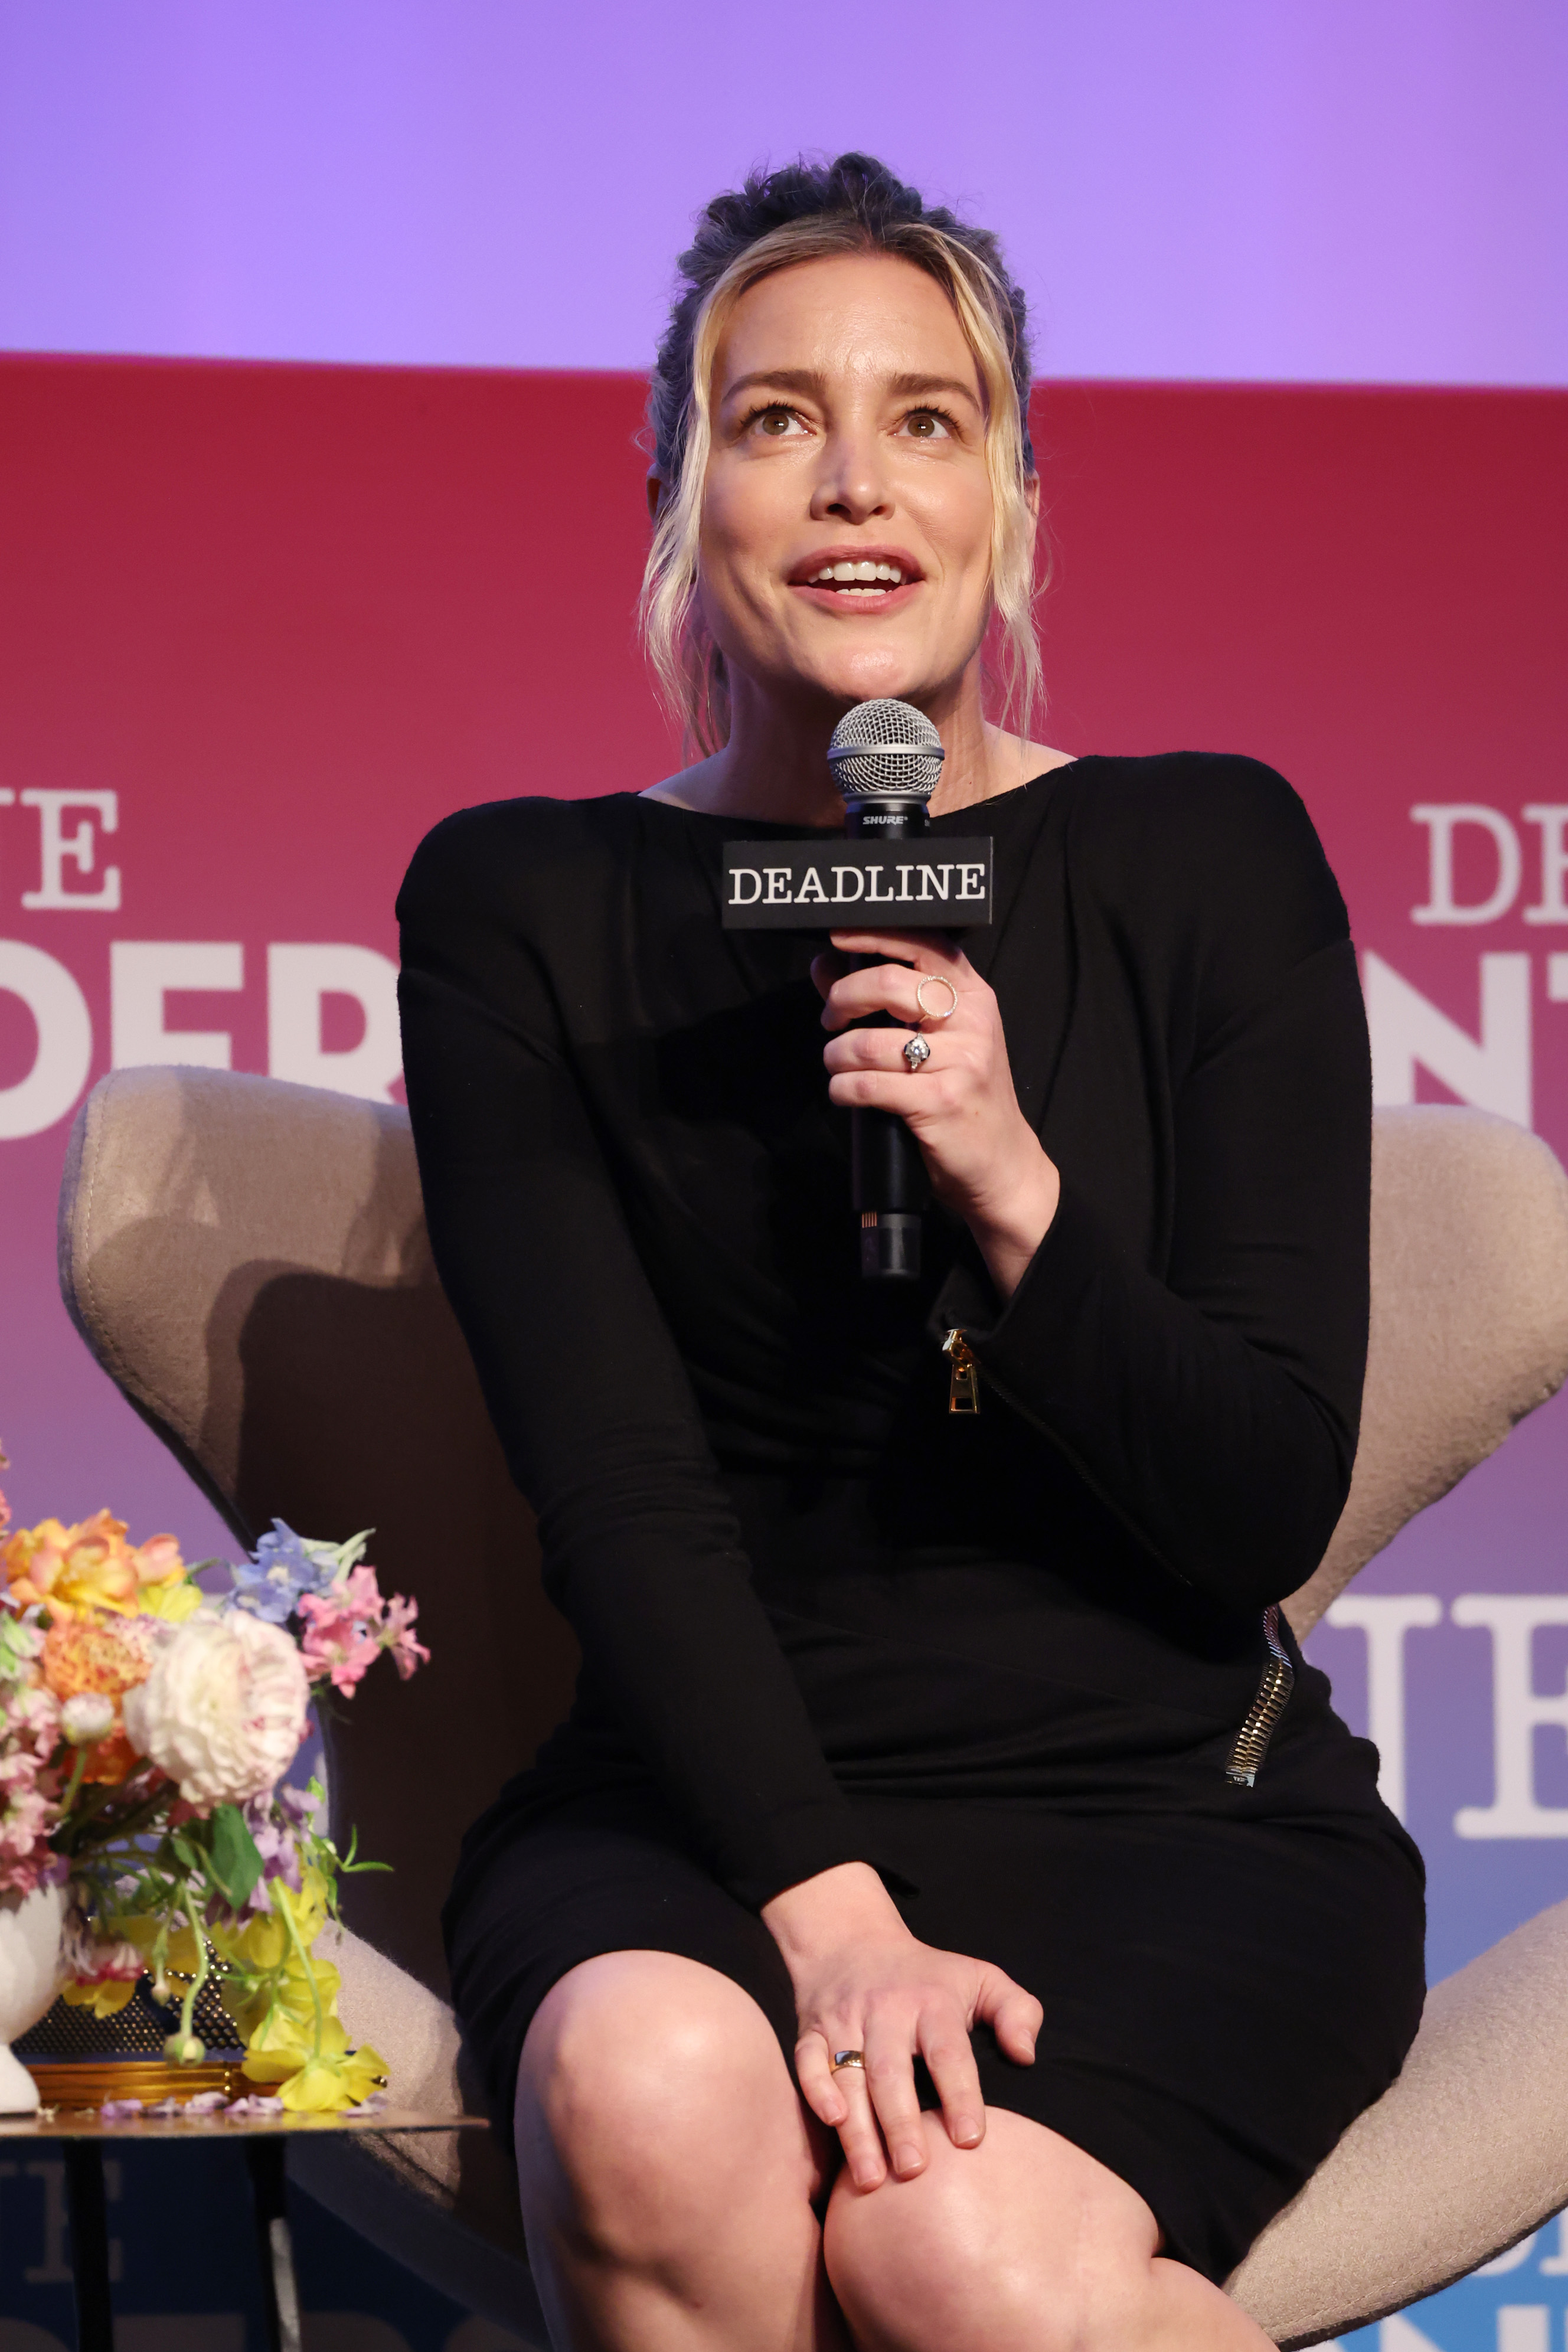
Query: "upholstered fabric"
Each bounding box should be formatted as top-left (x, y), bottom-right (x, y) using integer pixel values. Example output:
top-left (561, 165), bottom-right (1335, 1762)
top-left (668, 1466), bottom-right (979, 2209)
top-left (58, 1066), bottom-right (580, 1992)
top-left (56, 1070), bottom-right (1568, 2345)
top-left (1229, 1896), bottom-right (1568, 2346)
top-left (1286, 1103), bottom-right (1568, 1636)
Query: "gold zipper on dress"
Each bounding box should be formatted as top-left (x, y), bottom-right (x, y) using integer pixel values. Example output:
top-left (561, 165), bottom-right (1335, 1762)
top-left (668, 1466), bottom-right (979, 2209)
top-left (1225, 1605), bottom-right (1295, 1786)
top-left (943, 1329), bottom-right (980, 1414)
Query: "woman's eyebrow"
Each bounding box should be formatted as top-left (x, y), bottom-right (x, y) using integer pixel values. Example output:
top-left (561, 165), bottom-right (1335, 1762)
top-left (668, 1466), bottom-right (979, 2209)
top-left (718, 367), bottom-right (982, 409)
top-left (719, 367), bottom-right (825, 405)
top-left (883, 373), bottom-right (982, 407)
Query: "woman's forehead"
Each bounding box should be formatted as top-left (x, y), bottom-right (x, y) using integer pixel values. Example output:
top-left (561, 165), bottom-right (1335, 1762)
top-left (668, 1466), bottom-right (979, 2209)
top-left (716, 253), bottom-right (978, 397)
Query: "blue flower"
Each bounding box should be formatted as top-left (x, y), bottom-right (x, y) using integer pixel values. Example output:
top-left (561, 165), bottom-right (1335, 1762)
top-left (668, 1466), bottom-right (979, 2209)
top-left (227, 1521), bottom-right (367, 1624)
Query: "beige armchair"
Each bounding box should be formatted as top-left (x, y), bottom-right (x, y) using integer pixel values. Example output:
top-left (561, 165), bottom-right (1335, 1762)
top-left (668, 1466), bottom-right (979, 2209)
top-left (57, 1070), bottom-right (1568, 2349)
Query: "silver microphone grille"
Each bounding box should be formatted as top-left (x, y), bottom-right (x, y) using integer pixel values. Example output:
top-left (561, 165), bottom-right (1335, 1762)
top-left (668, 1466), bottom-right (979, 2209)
top-left (827, 699), bottom-right (946, 802)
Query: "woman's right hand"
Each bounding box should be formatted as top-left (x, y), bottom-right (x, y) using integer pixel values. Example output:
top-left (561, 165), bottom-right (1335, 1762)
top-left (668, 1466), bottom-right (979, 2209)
top-left (761, 1860), bottom-right (1042, 2190)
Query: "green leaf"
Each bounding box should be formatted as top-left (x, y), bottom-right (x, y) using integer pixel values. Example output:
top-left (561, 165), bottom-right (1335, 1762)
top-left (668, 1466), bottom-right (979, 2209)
top-left (206, 1805), bottom-right (265, 1910)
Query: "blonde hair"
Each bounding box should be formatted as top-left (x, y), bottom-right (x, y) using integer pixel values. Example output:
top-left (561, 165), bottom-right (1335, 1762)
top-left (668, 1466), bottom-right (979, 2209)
top-left (639, 164), bottom-right (1043, 757)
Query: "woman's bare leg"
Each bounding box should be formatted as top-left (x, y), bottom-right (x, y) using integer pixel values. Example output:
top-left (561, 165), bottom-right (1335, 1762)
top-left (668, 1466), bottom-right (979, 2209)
top-left (825, 2111), bottom-right (1276, 2352)
top-left (515, 1951), bottom-right (850, 2352)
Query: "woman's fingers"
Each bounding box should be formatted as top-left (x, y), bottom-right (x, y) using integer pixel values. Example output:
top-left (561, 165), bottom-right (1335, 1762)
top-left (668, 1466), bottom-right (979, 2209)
top-left (863, 2020), bottom-right (930, 2182)
top-left (832, 2054), bottom-right (891, 2191)
top-left (793, 2033), bottom-right (850, 2131)
top-left (811, 936), bottom-right (975, 1027)
top-left (975, 1966), bottom-right (1043, 2067)
top-left (919, 2007), bottom-right (986, 2150)
top-left (796, 2036), bottom-right (888, 2188)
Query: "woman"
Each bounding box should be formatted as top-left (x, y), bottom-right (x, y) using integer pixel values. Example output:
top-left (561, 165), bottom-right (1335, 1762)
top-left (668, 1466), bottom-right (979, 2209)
top-left (398, 154), bottom-right (1425, 2352)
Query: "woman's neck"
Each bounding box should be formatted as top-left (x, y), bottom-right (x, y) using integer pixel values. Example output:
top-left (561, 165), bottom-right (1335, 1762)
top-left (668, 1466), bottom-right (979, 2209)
top-left (643, 671), bottom-right (1071, 823)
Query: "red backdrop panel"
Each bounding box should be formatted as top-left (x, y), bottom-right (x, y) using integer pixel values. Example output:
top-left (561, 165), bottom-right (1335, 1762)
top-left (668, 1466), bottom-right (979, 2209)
top-left (1, 363), bottom-right (1566, 2020)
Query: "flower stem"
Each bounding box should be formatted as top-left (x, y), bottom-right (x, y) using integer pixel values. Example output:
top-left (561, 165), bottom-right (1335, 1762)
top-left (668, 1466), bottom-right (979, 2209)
top-left (177, 1884), bottom-right (211, 2050)
top-left (58, 1746), bottom-right (89, 1818)
top-left (275, 1884), bottom-right (326, 2064)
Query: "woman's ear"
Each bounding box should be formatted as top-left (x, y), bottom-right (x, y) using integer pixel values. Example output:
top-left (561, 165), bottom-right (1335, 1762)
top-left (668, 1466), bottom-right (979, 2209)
top-left (646, 469), bottom-right (667, 526)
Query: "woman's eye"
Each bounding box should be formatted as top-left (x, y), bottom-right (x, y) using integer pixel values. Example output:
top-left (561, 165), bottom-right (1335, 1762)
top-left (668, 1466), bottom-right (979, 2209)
top-left (902, 410), bottom-right (953, 441)
top-left (753, 408), bottom-right (808, 438)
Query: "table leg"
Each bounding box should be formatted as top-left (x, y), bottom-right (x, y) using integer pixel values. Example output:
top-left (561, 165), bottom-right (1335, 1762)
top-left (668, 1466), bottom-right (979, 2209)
top-left (244, 2136), bottom-right (303, 2352)
top-left (62, 2141), bottom-right (114, 2352)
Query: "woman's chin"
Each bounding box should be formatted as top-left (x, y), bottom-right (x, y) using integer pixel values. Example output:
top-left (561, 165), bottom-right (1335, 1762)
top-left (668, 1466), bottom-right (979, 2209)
top-left (784, 641), bottom-right (933, 713)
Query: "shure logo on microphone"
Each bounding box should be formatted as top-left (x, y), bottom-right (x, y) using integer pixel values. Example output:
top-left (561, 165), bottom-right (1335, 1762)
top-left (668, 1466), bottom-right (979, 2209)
top-left (722, 839), bottom-right (993, 931)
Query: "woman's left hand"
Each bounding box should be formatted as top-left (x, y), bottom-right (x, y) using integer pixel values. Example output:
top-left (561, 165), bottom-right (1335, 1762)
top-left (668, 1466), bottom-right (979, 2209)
top-left (813, 929), bottom-right (1060, 1301)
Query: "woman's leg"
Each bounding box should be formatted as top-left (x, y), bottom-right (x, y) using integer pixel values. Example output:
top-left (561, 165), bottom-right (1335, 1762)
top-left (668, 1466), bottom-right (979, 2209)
top-left (515, 1950), bottom-right (850, 2352)
top-left (824, 2111), bottom-right (1276, 2352)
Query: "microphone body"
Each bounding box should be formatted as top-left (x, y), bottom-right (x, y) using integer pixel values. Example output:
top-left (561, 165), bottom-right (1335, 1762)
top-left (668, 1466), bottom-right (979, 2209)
top-left (827, 700), bottom-right (946, 1282)
top-left (846, 791), bottom-right (929, 1278)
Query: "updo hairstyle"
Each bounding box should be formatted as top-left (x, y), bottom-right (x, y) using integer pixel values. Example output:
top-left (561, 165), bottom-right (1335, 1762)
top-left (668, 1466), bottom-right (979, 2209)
top-left (639, 153), bottom-right (1043, 754)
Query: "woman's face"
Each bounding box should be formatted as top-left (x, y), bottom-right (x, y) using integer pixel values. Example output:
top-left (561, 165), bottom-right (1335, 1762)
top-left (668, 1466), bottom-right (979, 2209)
top-left (697, 252), bottom-right (997, 719)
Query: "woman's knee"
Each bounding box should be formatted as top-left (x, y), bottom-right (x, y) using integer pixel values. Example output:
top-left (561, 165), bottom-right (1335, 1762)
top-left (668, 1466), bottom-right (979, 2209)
top-left (824, 2112), bottom-right (1160, 2352)
top-left (516, 1951), bottom-right (813, 2258)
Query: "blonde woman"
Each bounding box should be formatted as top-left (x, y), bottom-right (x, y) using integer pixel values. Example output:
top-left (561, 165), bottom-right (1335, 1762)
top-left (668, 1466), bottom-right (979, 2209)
top-left (398, 155), bottom-right (1423, 2352)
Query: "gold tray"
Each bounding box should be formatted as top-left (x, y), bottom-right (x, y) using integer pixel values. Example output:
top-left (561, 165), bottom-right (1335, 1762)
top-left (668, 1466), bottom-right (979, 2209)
top-left (25, 2058), bottom-right (247, 2108)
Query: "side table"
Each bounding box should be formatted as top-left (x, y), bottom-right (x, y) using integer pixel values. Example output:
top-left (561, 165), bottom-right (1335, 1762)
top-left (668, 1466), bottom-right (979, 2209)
top-left (0, 2105), bottom-right (488, 2352)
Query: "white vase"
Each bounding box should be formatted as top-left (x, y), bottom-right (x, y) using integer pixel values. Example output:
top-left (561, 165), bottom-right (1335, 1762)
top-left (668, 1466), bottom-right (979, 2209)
top-left (0, 1881), bottom-right (66, 2112)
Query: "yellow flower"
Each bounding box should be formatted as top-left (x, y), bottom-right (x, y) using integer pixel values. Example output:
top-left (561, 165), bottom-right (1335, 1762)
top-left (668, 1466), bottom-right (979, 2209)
top-left (6, 1512), bottom-right (139, 1618)
top-left (236, 1997), bottom-right (388, 2110)
top-left (120, 1916), bottom-right (202, 1985)
top-left (277, 2040), bottom-right (389, 2113)
top-left (4, 1513), bottom-right (192, 1623)
top-left (137, 1576), bottom-right (203, 1623)
top-left (62, 1978), bottom-right (138, 2018)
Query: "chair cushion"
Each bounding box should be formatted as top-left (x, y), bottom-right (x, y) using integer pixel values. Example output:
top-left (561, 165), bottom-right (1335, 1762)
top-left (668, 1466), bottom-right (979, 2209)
top-left (1286, 1105), bottom-right (1568, 1635)
top-left (58, 1066), bottom-right (580, 1992)
top-left (1229, 1895), bottom-right (1568, 2344)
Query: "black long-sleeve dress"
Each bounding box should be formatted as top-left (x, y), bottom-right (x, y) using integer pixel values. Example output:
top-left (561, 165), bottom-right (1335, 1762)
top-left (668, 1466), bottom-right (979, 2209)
top-left (397, 751), bottom-right (1425, 2285)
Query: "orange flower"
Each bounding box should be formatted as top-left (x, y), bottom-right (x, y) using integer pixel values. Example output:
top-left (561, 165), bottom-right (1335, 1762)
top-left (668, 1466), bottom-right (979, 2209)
top-left (4, 1513), bottom-right (189, 1621)
top-left (41, 1613), bottom-right (157, 1785)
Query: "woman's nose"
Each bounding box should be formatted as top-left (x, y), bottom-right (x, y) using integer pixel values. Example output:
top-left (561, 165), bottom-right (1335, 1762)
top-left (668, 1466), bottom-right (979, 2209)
top-left (809, 430), bottom-right (891, 525)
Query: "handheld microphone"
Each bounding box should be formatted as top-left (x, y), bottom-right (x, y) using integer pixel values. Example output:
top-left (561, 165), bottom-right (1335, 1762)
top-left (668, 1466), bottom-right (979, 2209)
top-left (827, 700), bottom-right (946, 1281)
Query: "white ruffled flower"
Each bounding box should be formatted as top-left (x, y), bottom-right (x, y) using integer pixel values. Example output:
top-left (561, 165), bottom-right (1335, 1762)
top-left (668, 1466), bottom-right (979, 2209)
top-left (122, 1611), bottom-right (309, 1809)
top-left (61, 1693), bottom-right (116, 1745)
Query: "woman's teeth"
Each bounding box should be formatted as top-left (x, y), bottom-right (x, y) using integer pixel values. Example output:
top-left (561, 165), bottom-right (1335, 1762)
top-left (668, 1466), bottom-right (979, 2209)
top-left (809, 560), bottom-right (905, 596)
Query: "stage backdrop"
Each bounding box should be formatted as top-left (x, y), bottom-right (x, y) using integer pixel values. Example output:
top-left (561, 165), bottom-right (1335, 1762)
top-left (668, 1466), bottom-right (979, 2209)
top-left (0, 355), bottom-right (1564, 2352)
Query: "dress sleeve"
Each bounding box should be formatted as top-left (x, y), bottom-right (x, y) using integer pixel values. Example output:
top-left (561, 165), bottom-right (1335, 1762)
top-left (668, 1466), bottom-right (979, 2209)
top-left (966, 763), bottom-right (1371, 1612)
top-left (397, 811), bottom-right (867, 1910)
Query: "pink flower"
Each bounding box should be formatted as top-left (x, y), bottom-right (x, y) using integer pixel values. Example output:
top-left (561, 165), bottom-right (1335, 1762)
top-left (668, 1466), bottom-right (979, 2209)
top-left (381, 1593), bottom-right (430, 1681)
top-left (296, 1570), bottom-right (386, 1695)
top-left (62, 1905), bottom-right (143, 1985)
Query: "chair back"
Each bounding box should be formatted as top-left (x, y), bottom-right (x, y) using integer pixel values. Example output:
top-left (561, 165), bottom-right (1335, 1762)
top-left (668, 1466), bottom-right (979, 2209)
top-left (58, 1075), bottom-right (1568, 1994)
top-left (58, 1068), bottom-right (579, 1994)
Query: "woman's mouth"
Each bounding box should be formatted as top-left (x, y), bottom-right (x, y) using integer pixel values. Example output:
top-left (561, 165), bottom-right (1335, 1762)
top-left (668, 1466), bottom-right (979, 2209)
top-left (805, 559), bottom-right (906, 598)
top-left (789, 553), bottom-right (922, 607)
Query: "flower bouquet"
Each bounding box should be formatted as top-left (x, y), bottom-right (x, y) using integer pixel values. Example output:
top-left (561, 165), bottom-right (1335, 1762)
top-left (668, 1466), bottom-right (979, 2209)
top-left (0, 1466), bottom-right (428, 2115)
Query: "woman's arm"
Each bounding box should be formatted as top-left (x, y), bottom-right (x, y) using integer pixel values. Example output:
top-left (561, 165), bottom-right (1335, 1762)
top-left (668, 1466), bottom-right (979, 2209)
top-left (815, 761), bottom-right (1371, 1611)
top-left (398, 809), bottom-right (868, 1910)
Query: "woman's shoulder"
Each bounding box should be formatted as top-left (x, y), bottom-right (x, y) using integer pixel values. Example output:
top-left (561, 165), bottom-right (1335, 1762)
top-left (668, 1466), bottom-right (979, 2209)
top-left (1056, 750), bottom-right (1349, 949)
top-left (397, 791), bottom-right (642, 927)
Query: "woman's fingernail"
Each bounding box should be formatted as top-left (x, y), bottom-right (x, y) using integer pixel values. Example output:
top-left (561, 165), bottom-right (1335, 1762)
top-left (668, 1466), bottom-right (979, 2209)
top-left (894, 2142), bottom-right (924, 2174)
top-left (852, 2161), bottom-right (881, 2188)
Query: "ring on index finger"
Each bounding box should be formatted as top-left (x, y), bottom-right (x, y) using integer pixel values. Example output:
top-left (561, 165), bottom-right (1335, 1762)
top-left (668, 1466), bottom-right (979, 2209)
top-left (831, 2050), bottom-right (866, 2073)
top-left (915, 975), bottom-right (959, 1023)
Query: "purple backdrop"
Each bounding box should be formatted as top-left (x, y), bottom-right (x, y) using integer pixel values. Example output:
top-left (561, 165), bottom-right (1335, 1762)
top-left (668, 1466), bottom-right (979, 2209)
top-left (2, 0), bottom-right (1564, 386)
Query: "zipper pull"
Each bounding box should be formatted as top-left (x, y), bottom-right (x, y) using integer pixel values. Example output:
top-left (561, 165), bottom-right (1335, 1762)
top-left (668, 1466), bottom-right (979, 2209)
top-left (942, 1329), bottom-right (980, 1414)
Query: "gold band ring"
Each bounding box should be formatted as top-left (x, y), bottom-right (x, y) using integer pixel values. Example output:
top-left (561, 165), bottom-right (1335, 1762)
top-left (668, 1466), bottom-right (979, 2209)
top-left (831, 2050), bottom-right (865, 2073)
top-left (915, 975), bottom-right (959, 1023)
